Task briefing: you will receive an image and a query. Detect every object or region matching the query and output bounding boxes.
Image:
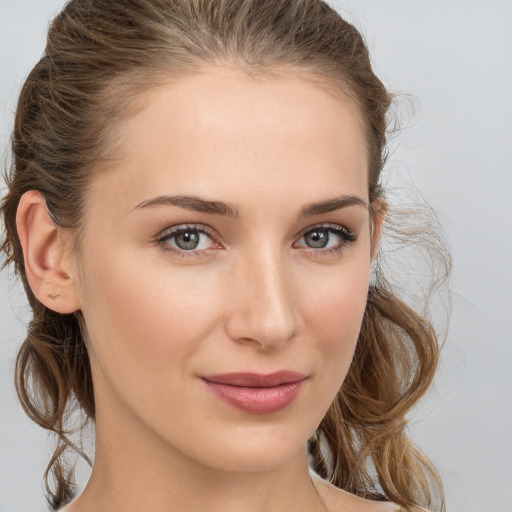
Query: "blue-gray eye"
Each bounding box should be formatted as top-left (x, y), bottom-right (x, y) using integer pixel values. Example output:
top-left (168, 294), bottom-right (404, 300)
top-left (158, 226), bottom-right (215, 253)
top-left (304, 229), bottom-right (330, 248)
top-left (296, 225), bottom-right (356, 252)
top-left (174, 230), bottom-right (200, 250)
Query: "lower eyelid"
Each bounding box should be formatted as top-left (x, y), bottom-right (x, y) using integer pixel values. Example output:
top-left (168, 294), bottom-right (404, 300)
top-left (156, 224), bottom-right (356, 256)
top-left (295, 226), bottom-right (355, 245)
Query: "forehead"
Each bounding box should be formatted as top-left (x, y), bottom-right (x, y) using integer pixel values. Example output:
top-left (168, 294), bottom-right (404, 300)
top-left (86, 66), bottom-right (368, 218)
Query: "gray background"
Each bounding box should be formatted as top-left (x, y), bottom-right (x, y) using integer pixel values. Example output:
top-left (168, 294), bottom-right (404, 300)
top-left (1, 1), bottom-right (511, 511)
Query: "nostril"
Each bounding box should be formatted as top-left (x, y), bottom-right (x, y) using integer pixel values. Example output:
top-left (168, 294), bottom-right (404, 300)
top-left (223, 257), bottom-right (301, 348)
top-left (226, 309), bottom-right (299, 350)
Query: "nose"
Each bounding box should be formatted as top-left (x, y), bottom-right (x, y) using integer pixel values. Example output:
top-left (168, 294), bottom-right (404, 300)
top-left (224, 247), bottom-right (301, 351)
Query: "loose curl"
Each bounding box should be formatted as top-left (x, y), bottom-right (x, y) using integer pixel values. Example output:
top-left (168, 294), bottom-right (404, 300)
top-left (0, 1), bottom-right (450, 510)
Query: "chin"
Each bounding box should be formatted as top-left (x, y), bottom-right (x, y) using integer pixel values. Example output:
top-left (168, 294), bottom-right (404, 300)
top-left (170, 423), bottom-right (312, 474)
top-left (205, 444), bottom-right (306, 474)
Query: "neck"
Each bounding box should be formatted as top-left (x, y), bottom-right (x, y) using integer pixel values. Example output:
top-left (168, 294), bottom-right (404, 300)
top-left (72, 392), bottom-right (326, 512)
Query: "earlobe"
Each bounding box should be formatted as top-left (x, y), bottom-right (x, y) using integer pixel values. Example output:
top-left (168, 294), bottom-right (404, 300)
top-left (16, 190), bottom-right (81, 314)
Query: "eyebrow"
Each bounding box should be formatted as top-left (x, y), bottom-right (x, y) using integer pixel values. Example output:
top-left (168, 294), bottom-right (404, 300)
top-left (133, 195), bottom-right (241, 217)
top-left (298, 195), bottom-right (369, 218)
top-left (133, 194), bottom-right (368, 218)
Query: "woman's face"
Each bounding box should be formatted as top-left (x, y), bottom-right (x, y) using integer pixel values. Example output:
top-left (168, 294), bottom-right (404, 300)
top-left (75, 66), bottom-right (374, 472)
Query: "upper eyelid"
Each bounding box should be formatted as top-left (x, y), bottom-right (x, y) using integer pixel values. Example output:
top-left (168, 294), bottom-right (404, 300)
top-left (156, 225), bottom-right (220, 255)
top-left (300, 222), bottom-right (349, 232)
top-left (158, 223), bottom-right (217, 238)
top-left (295, 222), bottom-right (353, 238)
top-left (156, 223), bottom-right (354, 253)
top-left (158, 222), bottom-right (351, 238)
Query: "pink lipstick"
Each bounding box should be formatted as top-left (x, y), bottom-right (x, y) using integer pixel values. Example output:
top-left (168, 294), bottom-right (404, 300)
top-left (202, 371), bottom-right (306, 414)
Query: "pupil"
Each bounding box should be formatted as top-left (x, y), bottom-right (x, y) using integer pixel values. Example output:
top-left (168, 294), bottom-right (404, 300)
top-left (176, 230), bottom-right (200, 250)
top-left (306, 230), bottom-right (328, 248)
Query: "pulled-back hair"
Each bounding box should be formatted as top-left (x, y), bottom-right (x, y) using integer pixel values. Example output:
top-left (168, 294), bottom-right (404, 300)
top-left (0, 1), bottom-right (450, 510)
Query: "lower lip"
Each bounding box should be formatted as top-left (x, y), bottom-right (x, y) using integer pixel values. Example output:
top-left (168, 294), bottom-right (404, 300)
top-left (203, 379), bottom-right (305, 414)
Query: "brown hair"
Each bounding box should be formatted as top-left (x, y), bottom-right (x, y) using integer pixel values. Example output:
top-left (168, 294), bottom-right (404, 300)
top-left (0, 1), bottom-right (450, 510)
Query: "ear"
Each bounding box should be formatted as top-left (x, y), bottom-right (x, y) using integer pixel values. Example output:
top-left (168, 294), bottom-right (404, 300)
top-left (370, 198), bottom-right (387, 259)
top-left (16, 190), bottom-right (81, 314)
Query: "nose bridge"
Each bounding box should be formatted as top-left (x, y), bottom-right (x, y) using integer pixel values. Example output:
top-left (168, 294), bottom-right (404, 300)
top-left (225, 242), bottom-right (300, 349)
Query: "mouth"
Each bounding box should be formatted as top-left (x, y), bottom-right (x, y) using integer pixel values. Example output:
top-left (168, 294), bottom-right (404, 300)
top-left (201, 371), bottom-right (307, 415)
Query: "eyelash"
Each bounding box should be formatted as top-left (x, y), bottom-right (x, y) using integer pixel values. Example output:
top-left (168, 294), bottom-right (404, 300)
top-left (156, 224), bottom-right (219, 258)
top-left (294, 224), bottom-right (357, 257)
top-left (156, 223), bottom-right (357, 258)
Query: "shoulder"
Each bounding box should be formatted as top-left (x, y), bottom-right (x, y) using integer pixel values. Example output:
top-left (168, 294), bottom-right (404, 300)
top-left (311, 475), bottom-right (400, 512)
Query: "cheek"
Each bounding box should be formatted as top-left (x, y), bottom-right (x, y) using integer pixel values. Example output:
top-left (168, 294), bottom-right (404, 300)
top-left (302, 256), bottom-right (370, 383)
top-left (307, 262), bottom-right (369, 342)
top-left (77, 243), bottom-right (221, 395)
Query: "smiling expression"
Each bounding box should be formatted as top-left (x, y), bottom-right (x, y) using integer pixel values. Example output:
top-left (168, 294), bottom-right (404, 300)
top-left (73, 65), bottom-right (375, 472)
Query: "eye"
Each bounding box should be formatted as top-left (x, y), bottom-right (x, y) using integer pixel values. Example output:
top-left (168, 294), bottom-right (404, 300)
top-left (294, 225), bottom-right (356, 253)
top-left (173, 230), bottom-right (202, 250)
top-left (157, 225), bottom-right (219, 255)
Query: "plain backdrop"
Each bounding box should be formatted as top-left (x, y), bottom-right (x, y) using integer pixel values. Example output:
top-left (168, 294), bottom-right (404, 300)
top-left (1, 1), bottom-right (511, 511)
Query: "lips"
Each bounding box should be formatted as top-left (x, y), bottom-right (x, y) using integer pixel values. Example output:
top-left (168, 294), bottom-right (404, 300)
top-left (202, 371), bottom-right (307, 414)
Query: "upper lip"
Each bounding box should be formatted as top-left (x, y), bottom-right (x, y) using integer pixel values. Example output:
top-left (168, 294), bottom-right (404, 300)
top-left (202, 371), bottom-right (306, 388)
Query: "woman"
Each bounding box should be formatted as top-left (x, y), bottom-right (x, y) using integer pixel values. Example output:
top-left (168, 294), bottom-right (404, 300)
top-left (0, 1), bottom-right (448, 511)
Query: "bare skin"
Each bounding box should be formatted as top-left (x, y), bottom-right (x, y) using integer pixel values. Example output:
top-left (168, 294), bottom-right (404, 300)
top-left (17, 66), bottom-right (393, 512)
